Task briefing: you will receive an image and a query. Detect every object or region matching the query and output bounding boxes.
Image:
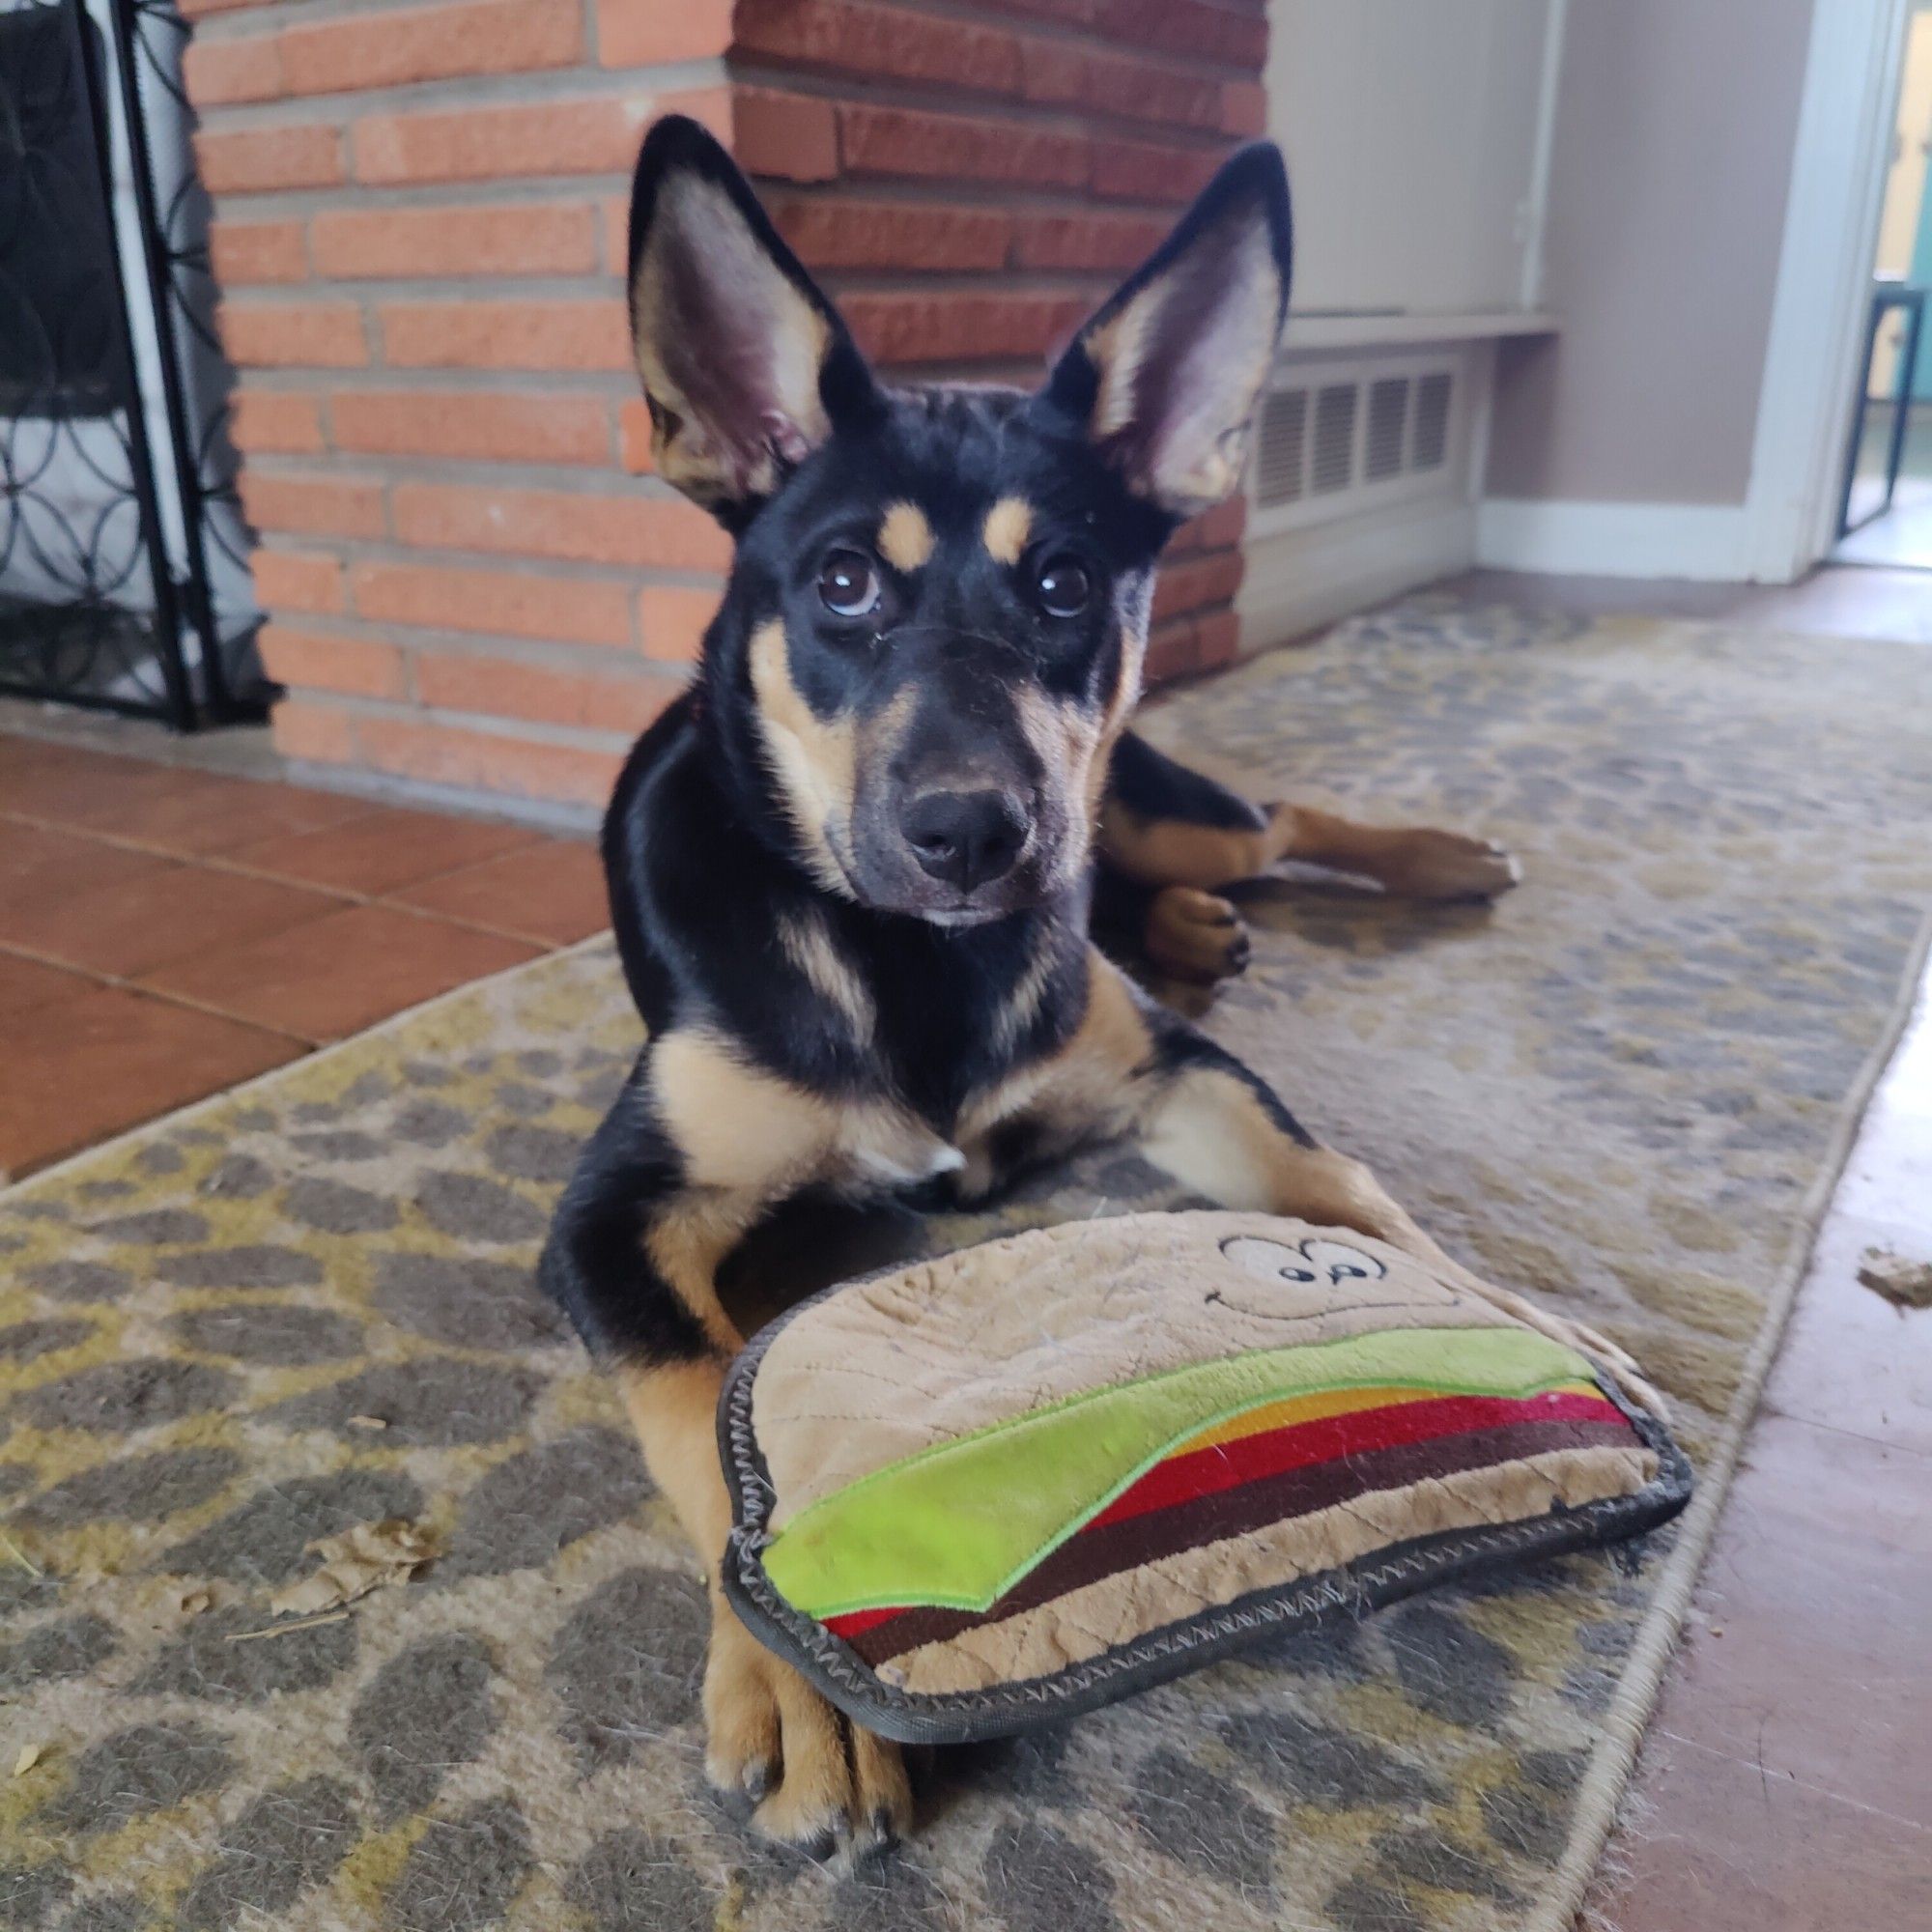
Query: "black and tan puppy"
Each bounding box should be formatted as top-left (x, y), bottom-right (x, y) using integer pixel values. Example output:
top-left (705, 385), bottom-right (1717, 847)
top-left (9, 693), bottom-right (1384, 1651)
top-left (541, 117), bottom-right (1562, 1856)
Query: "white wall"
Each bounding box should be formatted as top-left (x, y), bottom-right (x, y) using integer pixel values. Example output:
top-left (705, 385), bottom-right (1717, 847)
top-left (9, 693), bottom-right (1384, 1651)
top-left (1266, 0), bottom-right (1563, 317)
top-left (1239, 0), bottom-right (1563, 652)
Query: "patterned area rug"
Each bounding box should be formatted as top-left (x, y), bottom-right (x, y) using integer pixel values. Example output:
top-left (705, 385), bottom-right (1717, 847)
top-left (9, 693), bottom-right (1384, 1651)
top-left (6, 600), bottom-right (1931, 1932)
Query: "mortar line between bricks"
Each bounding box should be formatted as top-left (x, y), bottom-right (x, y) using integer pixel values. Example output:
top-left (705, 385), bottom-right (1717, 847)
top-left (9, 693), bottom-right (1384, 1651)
top-left (209, 175), bottom-right (634, 217)
top-left (724, 62), bottom-right (1251, 136)
top-left (208, 176), bottom-right (1185, 222)
top-left (735, 0), bottom-right (1263, 89)
top-left (826, 0), bottom-right (1265, 84)
top-left (191, 56), bottom-right (728, 129)
top-left (232, 368), bottom-right (640, 396)
top-left (229, 268), bottom-right (1120, 302)
top-left (190, 0), bottom-right (1262, 95)
top-left (262, 607), bottom-right (701, 672)
top-left (199, 67), bottom-right (1240, 161)
top-left (256, 538), bottom-right (724, 593)
top-left (195, 46), bottom-right (1254, 137)
top-left (239, 450), bottom-right (694, 499)
top-left (186, 0), bottom-right (609, 43)
top-left (224, 272), bottom-right (632, 301)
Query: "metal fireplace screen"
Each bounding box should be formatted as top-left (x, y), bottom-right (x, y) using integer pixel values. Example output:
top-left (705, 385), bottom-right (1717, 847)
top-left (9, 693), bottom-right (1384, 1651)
top-left (0, 0), bottom-right (267, 727)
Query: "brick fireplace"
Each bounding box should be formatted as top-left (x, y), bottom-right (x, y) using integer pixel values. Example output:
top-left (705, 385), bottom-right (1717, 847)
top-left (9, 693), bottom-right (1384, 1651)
top-left (183, 0), bottom-right (1268, 814)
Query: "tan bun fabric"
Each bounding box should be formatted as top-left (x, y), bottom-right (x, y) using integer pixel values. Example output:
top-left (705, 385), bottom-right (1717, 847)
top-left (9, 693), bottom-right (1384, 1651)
top-left (753, 1210), bottom-right (1590, 1531)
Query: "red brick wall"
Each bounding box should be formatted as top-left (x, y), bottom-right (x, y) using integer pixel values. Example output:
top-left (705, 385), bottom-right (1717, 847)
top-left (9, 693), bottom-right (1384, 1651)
top-left (184, 0), bottom-right (1267, 812)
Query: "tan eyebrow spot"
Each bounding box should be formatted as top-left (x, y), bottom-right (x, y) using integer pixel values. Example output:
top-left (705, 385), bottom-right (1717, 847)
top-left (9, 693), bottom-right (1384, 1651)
top-left (877, 501), bottom-right (934, 573)
top-left (983, 496), bottom-right (1033, 566)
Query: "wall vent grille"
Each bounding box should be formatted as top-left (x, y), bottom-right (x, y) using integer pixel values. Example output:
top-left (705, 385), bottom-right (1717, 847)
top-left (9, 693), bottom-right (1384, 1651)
top-left (1311, 383), bottom-right (1357, 494)
top-left (1253, 386), bottom-right (1307, 506)
top-left (1365, 376), bottom-right (1408, 481)
top-left (1251, 356), bottom-right (1464, 526)
top-left (1413, 370), bottom-right (1453, 469)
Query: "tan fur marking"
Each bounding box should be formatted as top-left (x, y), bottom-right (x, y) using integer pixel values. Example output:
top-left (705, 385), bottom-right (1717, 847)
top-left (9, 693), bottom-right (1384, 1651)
top-left (960, 948), bottom-right (1151, 1151)
top-left (748, 618), bottom-right (856, 898)
top-left (617, 1351), bottom-right (916, 1844)
top-left (1096, 797), bottom-right (1294, 890)
top-left (1099, 794), bottom-right (1514, 899)
top-left (1145, 886), bottom-right (1245, 981)
top-left (877, 500), bottom-right (934, 573)
top-left (1015, 685), bottom-right (1105, 886)
top-left (992, 932), bottom-right (1061, 1055)
top-left (982, 496), bottom-right (1033, 566)
top-left (615, 1356), bottom-right (735, 1563)
top-left (655, 1029), bottom-right (959, 1200)
top-left (777, 910), bottom-right (875, 1042)
top-left (1279, 807), bottom-right (1520, 900)
top-left (653, 1030), bottom-right (839, 1195)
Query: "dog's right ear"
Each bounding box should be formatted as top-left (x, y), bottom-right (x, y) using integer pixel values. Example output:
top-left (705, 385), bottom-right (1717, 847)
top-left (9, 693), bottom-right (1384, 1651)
top-left (627, 116), bottom-right (878, 528)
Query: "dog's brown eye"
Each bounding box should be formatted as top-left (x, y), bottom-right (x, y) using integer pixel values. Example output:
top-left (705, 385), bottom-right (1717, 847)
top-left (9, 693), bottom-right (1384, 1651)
top-left (1035, 554), bottom-right (1091, 618)
top-left (818, 549), bottom-right (881, 619)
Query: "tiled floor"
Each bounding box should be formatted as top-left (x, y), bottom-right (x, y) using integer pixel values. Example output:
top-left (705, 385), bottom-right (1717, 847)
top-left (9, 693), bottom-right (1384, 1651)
top-left (0, 734), bottom-right (609, 1179)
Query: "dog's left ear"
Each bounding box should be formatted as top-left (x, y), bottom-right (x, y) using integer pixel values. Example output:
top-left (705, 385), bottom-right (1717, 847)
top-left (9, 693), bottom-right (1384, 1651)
top-left (627, 115), bottom-right (879, 527)
top-left (1037, 144), bottom-right (1292, 520)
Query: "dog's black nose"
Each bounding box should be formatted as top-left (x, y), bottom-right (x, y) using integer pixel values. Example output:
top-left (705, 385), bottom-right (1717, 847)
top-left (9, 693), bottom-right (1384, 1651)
top-left (900, 789), bottom-right (1028, 892)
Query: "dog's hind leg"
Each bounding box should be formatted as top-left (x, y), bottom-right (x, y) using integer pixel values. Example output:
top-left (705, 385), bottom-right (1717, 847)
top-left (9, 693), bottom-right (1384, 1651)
top-left (540, 1038), bottom-right (911, 1857)
top-left (1098, 728), bottom-right (1520, 918)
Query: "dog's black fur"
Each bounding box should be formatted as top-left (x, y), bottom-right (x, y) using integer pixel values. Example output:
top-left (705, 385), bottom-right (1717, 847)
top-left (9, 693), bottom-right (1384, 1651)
top-left (538, 116), bottom-right (1534, 1857)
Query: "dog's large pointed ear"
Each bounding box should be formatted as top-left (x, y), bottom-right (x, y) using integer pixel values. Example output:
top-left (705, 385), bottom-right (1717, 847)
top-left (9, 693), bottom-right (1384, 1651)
top-left (1037, 144), bottom-right (1292, 521)
top-left (627, 116), bottom-right (879, 527)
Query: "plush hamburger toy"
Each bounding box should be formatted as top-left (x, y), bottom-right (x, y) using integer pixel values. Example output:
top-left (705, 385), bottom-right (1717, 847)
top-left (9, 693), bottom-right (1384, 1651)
top-left (717, 1211), bottom-right (1690, 1746)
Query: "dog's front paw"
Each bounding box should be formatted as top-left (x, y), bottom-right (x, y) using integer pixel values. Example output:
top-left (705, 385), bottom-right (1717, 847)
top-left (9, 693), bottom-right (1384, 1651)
top-left (1146, 885), bottom-right (1251, 983)
top-left (1380, 830), bottom-right (1521, 902)
top-left (705, 1611), bottom-right (910, 1859)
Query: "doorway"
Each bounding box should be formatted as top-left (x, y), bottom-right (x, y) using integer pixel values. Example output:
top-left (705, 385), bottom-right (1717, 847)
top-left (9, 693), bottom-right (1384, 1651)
top-left (1833, 0), bottom-right (1932, 569)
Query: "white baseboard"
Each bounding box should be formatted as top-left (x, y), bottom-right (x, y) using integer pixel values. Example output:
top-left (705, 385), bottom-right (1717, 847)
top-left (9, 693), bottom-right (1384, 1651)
top-left (1476, 498), bottom-right (1755, 580)
top-left (1236, 495), bottom-right (1478, 655)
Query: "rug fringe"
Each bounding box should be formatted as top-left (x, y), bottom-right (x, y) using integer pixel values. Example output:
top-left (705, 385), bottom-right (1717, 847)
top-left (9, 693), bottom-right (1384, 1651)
top-left (1528, 901), bottom-right (1932, 1932)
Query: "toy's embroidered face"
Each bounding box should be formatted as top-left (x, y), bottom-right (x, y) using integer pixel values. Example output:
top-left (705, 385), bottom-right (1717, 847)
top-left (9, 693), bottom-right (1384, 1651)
top-left (1220, 1234), bottom-right (1387, 1288)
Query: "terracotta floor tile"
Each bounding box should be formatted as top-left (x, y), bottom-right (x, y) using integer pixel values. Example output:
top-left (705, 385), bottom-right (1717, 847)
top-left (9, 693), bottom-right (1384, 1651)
top-left (0, 734), bottom-right (107, 813)
top-left (0, 986), bottom-right (300, 1178)
top-left (1626, 1411), bottom-right (1932, 1830)
top-left (1, 856), bottom-right (352, 980)
top-left (0, 821), bottom-right (165, 922)
top-left (135, 902), bottom-right (541, 1042)
top-left (1584, 1728), bottom-right (1932, 1932)
top-left (229, 808), bottom-right (542, 896)
top-left (0, 736), bottom-right (375, 855)
top-left (0, 949), bottom-right (99, 1020)
top-left (386, 838), bottom-right (610, 945)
